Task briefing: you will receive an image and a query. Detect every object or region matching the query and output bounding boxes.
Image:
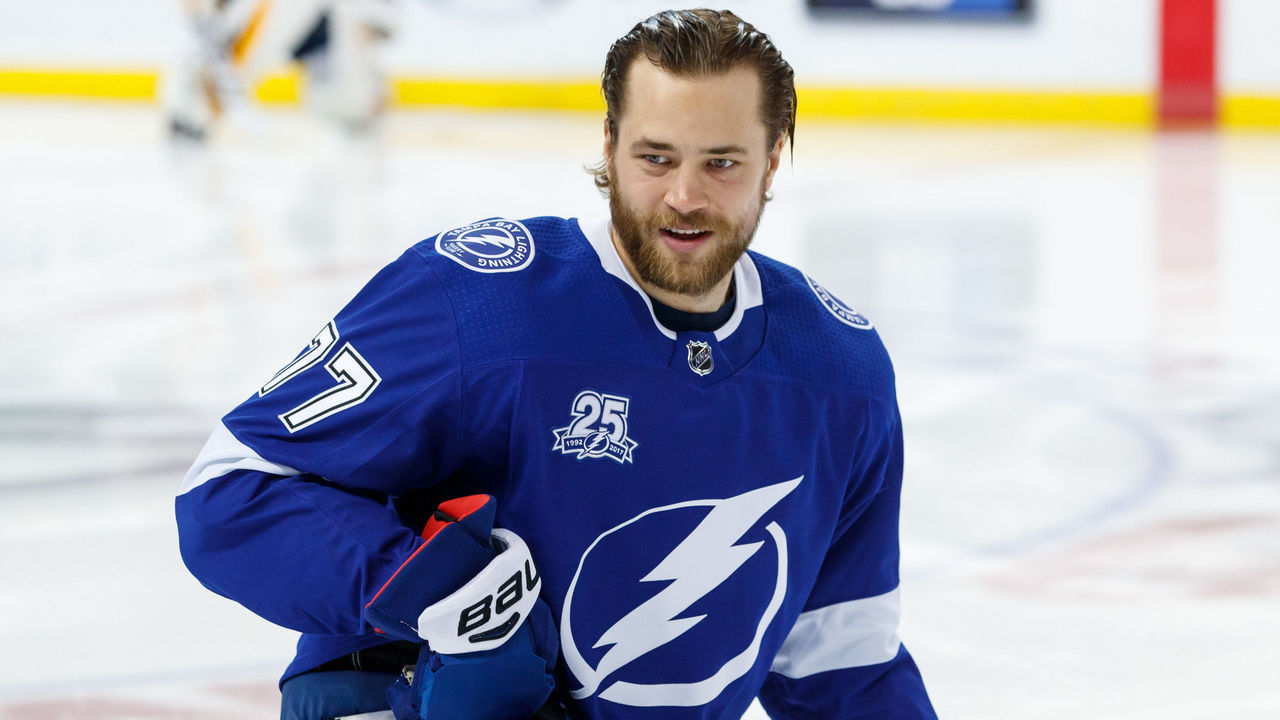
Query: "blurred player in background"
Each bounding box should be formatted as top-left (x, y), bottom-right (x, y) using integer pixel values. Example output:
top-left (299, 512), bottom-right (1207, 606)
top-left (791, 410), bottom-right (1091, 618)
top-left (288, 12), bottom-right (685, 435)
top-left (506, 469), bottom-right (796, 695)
top-left (164, 0), bottom-right (397, 139)
top-left (177, 8), bottom-right (937, 719)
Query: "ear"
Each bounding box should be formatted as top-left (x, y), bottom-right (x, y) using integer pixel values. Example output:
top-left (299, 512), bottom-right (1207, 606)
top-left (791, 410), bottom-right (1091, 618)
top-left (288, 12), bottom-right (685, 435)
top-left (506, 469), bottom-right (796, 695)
top-left (762, 133), bottom-right (787, 193)
top-left (603, 118), bottom-right (614, 158)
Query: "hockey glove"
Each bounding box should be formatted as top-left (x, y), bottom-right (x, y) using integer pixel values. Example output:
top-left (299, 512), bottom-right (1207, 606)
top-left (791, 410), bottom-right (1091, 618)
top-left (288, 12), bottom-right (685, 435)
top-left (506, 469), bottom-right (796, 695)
top-left (365, 495), bottom-right (558, 720)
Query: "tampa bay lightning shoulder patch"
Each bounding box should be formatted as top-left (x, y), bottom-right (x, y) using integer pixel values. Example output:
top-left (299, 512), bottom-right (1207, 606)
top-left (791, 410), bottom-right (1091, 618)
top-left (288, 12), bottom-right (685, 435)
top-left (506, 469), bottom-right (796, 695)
top-left (805, 275), bottom-right (874, 330)
top-left (435, 218), bottom-right (535, 273)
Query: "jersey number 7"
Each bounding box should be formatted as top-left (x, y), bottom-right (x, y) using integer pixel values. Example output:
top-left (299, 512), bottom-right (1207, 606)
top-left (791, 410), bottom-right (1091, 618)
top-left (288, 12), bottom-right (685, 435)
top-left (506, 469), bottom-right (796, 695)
top-left (258, 321), bottom-right (383, 433)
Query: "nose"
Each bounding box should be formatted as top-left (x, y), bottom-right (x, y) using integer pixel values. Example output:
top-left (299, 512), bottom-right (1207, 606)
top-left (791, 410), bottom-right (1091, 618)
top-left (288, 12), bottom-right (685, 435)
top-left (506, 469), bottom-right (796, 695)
top-left (663, 164), bottom-right (709, 216)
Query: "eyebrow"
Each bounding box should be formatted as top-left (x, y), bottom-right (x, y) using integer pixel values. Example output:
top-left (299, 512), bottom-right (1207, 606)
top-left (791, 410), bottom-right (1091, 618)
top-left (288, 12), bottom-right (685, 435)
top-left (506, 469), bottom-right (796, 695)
top-left (631, 138), bottom-right (749, 156)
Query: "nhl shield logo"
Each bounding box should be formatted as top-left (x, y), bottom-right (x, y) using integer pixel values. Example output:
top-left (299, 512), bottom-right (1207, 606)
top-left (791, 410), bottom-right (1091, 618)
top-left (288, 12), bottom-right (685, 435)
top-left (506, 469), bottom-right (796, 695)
top-left (687, 340), bottom-right (713, 376)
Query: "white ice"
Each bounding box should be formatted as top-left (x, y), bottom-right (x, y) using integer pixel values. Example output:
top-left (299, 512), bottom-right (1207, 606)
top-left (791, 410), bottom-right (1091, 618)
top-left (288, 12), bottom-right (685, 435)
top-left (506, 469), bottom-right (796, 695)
top-left (1, 101), bottom-right (1277, 718)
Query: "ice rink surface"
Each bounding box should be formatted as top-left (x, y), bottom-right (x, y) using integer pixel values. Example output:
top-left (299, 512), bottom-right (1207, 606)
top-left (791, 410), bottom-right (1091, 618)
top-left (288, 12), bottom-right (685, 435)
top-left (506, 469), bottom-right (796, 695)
top-left (1, 100), bottom-right (1278, 718)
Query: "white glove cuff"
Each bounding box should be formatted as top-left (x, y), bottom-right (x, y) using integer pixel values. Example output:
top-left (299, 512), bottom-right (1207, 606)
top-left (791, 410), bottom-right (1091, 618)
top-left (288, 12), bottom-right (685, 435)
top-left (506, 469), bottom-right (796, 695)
top-left (415, 528), bottom-right (542, 654)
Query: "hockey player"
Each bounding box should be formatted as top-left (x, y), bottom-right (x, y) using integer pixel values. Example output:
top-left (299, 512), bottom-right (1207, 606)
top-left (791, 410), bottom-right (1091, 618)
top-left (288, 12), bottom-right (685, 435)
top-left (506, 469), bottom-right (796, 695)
top-left (177, 8), bottom-right (938, 719)
top-left (165, 0), bottom-right (396, 139)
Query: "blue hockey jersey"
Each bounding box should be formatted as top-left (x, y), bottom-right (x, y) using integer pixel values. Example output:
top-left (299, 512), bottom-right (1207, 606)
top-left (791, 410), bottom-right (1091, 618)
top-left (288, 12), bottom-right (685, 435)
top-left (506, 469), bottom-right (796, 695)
top-left (176, 216), bottom-right (936, 719)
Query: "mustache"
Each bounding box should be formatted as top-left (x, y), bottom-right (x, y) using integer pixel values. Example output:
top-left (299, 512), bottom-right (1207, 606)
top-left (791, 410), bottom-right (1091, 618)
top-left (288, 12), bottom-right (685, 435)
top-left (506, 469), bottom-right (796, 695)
top-left (644, 209), bottom-right (730, 232)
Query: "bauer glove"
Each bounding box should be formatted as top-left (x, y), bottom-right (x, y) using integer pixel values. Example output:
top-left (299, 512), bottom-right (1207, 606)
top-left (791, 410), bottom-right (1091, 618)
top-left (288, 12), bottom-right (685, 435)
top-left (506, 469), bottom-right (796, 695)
top-left (365, 495), bottom-right (558, 720)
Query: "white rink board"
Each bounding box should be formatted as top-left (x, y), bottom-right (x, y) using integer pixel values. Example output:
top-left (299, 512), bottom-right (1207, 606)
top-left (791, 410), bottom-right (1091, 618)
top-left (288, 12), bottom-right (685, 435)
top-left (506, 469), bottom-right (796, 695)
top-left (0, 1), bottom-right (1156, 90)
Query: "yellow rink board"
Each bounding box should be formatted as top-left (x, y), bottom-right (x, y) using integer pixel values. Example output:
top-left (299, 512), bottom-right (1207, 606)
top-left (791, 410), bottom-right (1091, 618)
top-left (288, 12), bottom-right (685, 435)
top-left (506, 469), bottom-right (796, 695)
top-left (1, 67), bottom-right (1277, 130)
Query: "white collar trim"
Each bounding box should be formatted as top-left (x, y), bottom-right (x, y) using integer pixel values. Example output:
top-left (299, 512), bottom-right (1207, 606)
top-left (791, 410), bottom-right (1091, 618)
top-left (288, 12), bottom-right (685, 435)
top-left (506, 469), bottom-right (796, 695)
top-left (577, 216), bottom-right (763, 342)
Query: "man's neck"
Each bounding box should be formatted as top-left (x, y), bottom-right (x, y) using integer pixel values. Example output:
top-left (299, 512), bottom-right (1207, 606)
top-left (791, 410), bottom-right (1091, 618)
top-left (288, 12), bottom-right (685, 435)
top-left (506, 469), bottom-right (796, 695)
top-left (609, 223), bottom-right (735, 314)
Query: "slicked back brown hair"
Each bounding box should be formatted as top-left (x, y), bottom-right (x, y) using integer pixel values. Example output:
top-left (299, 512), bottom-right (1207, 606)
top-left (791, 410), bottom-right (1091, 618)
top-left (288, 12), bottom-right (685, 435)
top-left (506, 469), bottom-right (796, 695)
top-left (591, 8), bottom-right (796, 195)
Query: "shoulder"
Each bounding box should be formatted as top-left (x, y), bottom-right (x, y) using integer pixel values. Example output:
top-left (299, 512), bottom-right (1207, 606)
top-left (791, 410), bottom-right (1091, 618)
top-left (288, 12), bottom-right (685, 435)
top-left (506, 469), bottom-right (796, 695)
top-left (404, 215), bottom-right (594, 275)
top-left (397, 216), bottom-right (607, 312)
top-left (335, 216), bottom-right (591, 323)
top-left (748, 251), bottom-right (896, 400)
top-left (387, 214), bottom-right (600, 318)
top-left (392, 215), bottom-right (641, 364)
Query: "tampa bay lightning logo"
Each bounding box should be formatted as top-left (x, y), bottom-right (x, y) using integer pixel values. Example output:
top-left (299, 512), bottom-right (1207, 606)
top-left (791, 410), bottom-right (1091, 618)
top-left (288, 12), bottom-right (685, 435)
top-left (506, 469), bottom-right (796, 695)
top-left (435, 218), bottom-right (534, 273)
top-left (561, 478), bottom-right (801, 707)
top-left (551, 390), bottom-right (639, 464)
top-left (804, 275), bottom-right (873, 330)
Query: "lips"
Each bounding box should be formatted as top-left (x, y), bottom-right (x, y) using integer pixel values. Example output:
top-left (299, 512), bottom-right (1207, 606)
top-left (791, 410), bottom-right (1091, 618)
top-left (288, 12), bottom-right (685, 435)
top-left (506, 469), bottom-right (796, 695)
top-left (660, 227), bottom-right (711, 245)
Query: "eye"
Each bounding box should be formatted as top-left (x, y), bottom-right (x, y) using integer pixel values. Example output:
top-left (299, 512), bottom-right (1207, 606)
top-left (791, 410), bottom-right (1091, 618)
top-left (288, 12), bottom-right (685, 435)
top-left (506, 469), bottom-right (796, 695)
top-left (709, 158), bottom-right (737, 170)
top-left (643, 154), bottom-right (670, 165)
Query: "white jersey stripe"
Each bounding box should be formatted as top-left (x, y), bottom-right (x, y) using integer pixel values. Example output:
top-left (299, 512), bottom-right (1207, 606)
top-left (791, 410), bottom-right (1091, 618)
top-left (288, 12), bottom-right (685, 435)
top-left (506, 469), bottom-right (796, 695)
top-left (713, 253), bottom-right (762, 342)
top-left (770, 587), bottom-right (902, 678)
top-left (179, 421), bottom-right (301, 495)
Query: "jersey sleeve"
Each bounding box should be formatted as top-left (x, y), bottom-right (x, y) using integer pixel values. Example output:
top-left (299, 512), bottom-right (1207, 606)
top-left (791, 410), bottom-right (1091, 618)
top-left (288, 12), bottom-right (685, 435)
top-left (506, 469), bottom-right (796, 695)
top-left (758, 397), bottom-right (937, 719)
top-left (175, 247), bottom-right (471, 637)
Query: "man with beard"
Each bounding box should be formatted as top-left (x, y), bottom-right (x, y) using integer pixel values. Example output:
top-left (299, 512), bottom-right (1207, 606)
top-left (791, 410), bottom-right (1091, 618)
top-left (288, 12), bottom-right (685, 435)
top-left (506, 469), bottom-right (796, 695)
top-left (177, 8), bottom-right (937, 720)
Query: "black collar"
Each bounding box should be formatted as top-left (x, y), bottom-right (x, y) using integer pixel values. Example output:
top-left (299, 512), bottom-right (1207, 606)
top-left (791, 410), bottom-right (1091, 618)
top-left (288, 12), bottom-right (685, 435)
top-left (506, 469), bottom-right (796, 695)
top-left (648, 279), bottom-right (737, 333)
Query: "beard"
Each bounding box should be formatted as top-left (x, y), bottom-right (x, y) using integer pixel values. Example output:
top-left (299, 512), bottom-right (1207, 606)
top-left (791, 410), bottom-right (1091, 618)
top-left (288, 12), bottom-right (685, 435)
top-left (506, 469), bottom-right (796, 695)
top-left (608, 161), bottom-right (767, 298)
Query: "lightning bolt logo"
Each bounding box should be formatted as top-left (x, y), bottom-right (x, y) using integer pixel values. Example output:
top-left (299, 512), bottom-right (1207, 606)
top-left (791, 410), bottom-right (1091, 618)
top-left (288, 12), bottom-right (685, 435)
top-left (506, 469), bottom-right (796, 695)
top-left (561, 477), bottom-right (801, 707)
top-left (434, 219), bottom-right (534, 274)
top-left (805, 275), bottom-right (873, 330)
top-left (455, 230), bottom-right (517, 255)
top-left (582, 430), bottom-right (612, 458)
